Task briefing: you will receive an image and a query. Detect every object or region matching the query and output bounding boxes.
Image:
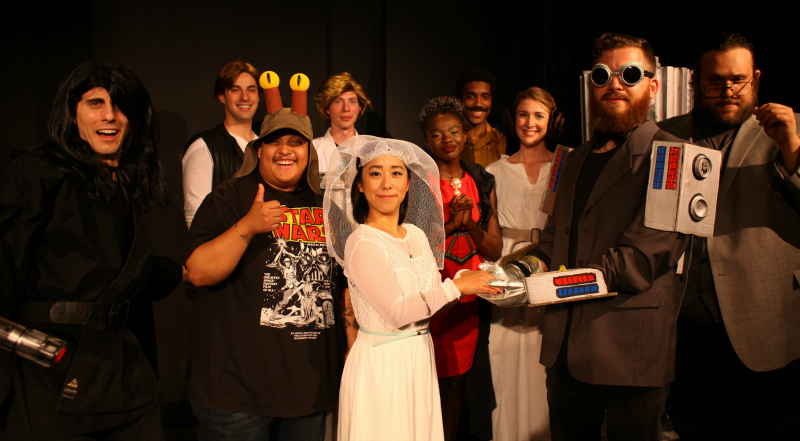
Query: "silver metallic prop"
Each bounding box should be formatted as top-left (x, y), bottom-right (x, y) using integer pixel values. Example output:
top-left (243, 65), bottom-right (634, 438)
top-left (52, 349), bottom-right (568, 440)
top-left (1, 316), bottom-right (67, 368)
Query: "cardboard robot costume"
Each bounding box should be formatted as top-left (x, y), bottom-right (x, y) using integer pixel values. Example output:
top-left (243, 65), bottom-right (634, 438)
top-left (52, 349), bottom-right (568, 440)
top-left (479, 259), bottom-right (615, 308)
top-left (482, 140), bottom-right (720, 308)
top-left (540, 145), bottom-right (574, 216)
top-left (644, 141), bottom-right (722, 237)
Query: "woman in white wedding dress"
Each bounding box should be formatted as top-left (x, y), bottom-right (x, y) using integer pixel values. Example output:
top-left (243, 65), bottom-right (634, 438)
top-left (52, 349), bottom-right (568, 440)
top-left (323, 136), bottom-right (500, 441)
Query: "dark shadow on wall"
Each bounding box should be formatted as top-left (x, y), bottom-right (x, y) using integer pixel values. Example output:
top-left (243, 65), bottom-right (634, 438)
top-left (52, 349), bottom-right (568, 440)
top-left (148, 110), bottom-right (199, 438)
top-left (0, 1), bottom-right (92, 166)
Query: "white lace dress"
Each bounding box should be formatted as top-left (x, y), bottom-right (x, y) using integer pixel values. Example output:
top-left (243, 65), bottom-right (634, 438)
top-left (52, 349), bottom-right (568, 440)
top-left (338, 224), bottom-right (461, 441)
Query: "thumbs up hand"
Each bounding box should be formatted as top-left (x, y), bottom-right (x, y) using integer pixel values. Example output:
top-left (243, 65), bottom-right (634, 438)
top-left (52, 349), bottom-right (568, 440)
top-left (240, 184), bottom-right (284, 237)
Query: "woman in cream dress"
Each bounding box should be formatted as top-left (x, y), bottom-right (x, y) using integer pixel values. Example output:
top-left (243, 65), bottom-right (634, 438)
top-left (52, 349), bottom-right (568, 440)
top-left (323, 136), bottom-right (500, 441)
top-left (485, 87), bottom-right (565, 441)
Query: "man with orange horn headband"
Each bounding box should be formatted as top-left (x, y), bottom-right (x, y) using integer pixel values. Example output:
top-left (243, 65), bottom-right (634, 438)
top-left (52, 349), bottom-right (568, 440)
top-left (185, 72), bottom-right (341, 440)
top-left (182, 61), bottom-right (261, 228)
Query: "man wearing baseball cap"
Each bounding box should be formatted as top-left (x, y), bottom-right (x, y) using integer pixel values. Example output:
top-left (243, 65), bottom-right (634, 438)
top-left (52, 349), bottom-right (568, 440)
top-left (185, 91), bottom-right (341, 439)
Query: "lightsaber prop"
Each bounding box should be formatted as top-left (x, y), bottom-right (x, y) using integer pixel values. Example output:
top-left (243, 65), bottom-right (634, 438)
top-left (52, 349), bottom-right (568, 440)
top-left (1, 316), bottom-right (66, 368)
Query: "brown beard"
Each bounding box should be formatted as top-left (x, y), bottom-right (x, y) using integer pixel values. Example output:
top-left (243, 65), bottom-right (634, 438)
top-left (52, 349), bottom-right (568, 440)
top-left (590, 90), bottom-right (651, 134)
top-left (695, 86), bottom-right (759, 129)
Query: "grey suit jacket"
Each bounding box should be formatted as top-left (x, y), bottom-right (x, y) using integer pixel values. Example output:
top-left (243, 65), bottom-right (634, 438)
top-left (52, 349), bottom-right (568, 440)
top-left (659, 113), bottom-right (800, 372)
top-left (535, 120), bottom-right (690, 387)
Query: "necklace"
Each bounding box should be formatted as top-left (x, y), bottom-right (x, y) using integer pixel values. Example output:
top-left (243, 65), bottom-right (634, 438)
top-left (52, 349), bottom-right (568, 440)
top-left (449, 177), bottom-right (463, 196)
top-left (441, 171), bottom-right (464, 196)
top-left (400, 238), bottom-right (413, 258)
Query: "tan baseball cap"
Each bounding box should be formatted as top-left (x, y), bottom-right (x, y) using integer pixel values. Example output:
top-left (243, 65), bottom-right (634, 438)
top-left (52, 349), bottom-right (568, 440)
top-left (234, 108), bottom-right (320, 196)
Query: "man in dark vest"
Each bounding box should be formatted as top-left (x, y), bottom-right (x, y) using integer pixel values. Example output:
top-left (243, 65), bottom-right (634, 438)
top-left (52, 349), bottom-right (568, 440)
top-left (182, 61), bottom-right (261, 227)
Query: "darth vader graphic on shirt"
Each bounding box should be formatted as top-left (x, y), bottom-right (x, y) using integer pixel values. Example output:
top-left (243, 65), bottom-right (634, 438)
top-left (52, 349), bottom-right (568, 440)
top-left (259, 205), bottom-right (336, 330)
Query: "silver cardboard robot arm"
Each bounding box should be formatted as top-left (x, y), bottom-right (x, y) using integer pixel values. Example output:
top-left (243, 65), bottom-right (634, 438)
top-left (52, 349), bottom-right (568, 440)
top-left (1, 316), bottom-right (66, 368)
top-left (644, 141), bottom-right (722, 237)
top-left (478, 256), bottom-right (543, 307)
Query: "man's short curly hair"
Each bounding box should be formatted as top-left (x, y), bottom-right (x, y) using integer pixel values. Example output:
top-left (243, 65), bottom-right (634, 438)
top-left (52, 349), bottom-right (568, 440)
top-left (418, 96), bottom-right (467, 138)
top-left (455, 67), bottom-right (497, 98)
top-left (591, 32), bottom-right (656, 72)
top-left (314, 72), bottom-right (372, 120)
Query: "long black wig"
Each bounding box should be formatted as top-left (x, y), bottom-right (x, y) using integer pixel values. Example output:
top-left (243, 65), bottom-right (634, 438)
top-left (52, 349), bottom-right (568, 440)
top-left (43, 61), bottom-right (168, 212)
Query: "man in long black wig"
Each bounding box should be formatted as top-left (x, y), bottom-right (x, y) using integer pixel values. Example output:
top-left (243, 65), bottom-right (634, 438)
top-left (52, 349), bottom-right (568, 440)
top-left (0, 61), bottom-right (183, 440)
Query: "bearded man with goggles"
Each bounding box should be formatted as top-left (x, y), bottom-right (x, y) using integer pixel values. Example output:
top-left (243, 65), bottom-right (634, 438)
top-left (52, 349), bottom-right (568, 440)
top-left (524, 32), bottom-right (689, 441)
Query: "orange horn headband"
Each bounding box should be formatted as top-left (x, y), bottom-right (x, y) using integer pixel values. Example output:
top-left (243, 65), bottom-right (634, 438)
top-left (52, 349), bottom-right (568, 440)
top-left (259, 71), bottom-right (309, 116)
top-left (259, 71), bottom-right (282, 113)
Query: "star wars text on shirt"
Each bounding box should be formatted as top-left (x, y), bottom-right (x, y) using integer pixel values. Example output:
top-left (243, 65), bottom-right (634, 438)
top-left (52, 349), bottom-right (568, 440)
top-left (260, 205), bottom-right (335, 336)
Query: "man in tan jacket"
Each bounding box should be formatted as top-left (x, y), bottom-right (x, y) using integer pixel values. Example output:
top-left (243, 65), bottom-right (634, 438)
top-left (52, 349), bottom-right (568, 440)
top-left (659, 33), bottom-right (800, 441)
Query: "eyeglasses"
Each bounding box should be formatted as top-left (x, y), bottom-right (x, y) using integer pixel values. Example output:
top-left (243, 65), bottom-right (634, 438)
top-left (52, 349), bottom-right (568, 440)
top-left (700, 78), bottom-right (754, 98)
top-left (591, 62), bottom-right (655, 87)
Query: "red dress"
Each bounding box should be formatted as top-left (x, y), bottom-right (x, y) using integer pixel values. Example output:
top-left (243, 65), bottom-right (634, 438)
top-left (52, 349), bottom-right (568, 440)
top-left (430, 171), bottom-right (482, 378)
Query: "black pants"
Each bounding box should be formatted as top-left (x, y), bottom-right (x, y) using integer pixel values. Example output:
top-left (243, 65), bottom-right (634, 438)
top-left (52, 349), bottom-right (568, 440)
top-left (546, 348), bottom-right (666, 441)
top-left (666, 319), bottom-right (800, 441)
top-left (438, 299), bottom-right (495, 441)
top-left (3, 401), bottom-right (162, 441)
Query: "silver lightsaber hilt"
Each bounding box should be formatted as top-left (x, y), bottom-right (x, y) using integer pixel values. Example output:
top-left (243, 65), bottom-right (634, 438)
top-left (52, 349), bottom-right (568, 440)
top-left (1, 316), bottom-right (67, 368)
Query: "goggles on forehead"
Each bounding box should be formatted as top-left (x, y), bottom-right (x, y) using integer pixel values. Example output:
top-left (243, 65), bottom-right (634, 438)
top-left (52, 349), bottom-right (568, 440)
top-left (590, 62), bottom-right (655, 87)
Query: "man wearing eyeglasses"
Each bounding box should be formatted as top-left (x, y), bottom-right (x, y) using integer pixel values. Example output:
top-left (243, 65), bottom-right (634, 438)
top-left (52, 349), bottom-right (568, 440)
top-left (659, 33), bottom-right (800, 441)
top-left (525, 33), bottom-right (689, 441)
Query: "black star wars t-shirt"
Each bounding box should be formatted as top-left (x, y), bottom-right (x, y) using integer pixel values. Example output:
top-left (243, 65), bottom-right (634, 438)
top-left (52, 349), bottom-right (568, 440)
top-left (186, 170), bottom-right (341, 417)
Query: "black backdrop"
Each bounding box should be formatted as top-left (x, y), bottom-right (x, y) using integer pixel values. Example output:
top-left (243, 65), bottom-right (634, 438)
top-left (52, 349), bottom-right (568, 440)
top-left (1, 0), bottom-right (795, 420)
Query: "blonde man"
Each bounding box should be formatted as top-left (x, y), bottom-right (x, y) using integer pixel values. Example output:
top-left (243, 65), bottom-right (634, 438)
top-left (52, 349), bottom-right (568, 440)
top-left (313, 72), bottom-right (372, 171)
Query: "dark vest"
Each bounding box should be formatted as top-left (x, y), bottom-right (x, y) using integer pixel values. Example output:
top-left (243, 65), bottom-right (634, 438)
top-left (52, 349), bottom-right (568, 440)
top-left (184, 124), bottom-right (245, 189)
top-left (460, 160), bottom-right (495, 230)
